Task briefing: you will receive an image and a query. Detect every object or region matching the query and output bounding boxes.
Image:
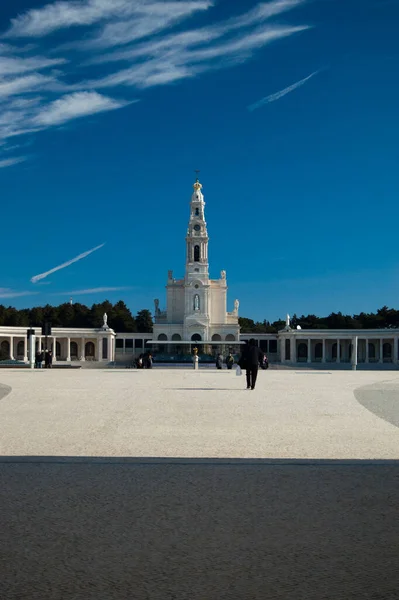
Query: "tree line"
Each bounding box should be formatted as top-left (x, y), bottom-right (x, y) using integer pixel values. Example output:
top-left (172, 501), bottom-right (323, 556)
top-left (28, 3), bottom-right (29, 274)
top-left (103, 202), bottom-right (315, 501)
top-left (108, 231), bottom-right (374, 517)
top-left (0, 302), bottom-right (398, 334)
top-left (238, 306), bottom-right (399, 333)
top-left (0, 301), bottom-right (153, 333)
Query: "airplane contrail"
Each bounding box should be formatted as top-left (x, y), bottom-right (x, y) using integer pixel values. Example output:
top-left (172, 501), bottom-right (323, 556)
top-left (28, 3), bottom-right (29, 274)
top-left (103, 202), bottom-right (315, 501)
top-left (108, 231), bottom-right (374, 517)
top-left (248, 71), bottom-right (319, 111)
top-left (31, 243), bottom-right (105, 283)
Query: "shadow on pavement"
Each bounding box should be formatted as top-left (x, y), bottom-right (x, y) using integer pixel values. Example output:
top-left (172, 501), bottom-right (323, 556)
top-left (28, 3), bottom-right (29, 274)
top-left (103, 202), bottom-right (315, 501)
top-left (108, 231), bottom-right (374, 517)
top-left (1, 456), bottom-right (399, 600)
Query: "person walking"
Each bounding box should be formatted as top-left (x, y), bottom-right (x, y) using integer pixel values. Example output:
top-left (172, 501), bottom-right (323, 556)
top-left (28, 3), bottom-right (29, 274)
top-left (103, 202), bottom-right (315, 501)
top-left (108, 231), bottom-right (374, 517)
top-left (216, 353), bottom-right (223, 370)
top-left (47, 350), bottom-right (53, 369)
top-left (36, 350), bottom-right (44, 368)
top-left (240, 339), bottom-right (263, 390)
top-left (226, 352), bottom-right (234, 370)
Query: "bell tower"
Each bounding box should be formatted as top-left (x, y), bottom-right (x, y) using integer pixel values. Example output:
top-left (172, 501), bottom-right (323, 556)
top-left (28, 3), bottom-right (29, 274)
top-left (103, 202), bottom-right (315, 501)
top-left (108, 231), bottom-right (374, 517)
top-left (185, 177), bottom-right (209, 281)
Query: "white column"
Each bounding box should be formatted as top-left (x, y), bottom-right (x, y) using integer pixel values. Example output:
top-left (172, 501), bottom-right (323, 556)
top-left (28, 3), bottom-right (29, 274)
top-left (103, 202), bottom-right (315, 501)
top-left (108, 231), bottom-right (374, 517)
top-left (365, 338), bottom-right (369, 363)
top-left (66, 337), bottom-right (71, 361)
top-left (23, 336), bottom-right (28, 362)
top-left (321, 338), bottom-right (326, 363)
top-left (352, 336), bottom-right (358, 370)
top-left (393, 338), bottom-right (397, 364)
top-left (9, 336), bottom-right (14, 360)
top-left (29, 334), bottom-right (35, 369)
top-left (37, 336), bottom-right (42, 352)
top-left (307, 338), bottom-right (311, 363)
top-left (337, 339), bottom-right (340, 363)
top-left (52, 336), bottom-right (57, 362)
top-left (280, 338), bottom-right (285, 362)
top-left (81, 337), bottom-right (86, 361)
top-left (379, 338), bottom-right (383, 363)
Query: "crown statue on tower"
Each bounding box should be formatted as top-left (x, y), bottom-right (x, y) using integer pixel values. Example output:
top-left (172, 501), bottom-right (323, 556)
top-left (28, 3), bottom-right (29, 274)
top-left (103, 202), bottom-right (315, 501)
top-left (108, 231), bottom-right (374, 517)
top-left (193, 169), bottom-right (202, 191)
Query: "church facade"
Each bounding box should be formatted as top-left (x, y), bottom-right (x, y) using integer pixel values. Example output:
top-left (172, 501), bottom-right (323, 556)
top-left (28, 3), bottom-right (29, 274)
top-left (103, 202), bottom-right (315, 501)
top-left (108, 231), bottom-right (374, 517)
top-left (152, 178), bottom-right (239, 345)
top-left (1, 178), bottom-right (399, 367)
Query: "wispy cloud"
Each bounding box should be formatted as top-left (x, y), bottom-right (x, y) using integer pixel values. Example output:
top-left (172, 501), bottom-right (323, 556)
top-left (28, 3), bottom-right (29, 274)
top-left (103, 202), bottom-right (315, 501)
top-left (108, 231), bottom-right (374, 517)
top-left (55, 286), bottom-right (132, 295)
top-left (6, 0), bottom-right (213, 40)
top-left (0, 0), bottom-right (310, 165)
top-left (248, 70), bottom-right (319, 111)
top-left (31, 243), bottom-right (105, 283)
top-left (32, 91), bottom-right (131, 126)
top-left (0, 287), bottom-right (39, 298)
top-left (0, 156), bottom-right (27, 168)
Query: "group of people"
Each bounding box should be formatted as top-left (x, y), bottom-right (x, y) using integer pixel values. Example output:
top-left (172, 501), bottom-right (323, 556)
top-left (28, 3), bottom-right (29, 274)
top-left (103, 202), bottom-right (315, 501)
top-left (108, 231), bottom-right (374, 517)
top-left (216, 352), bottom-right (235, 370)
top-left (135, 353), bottom-right (153, 369)
top-left (35, 349), bottom-right (53, 369)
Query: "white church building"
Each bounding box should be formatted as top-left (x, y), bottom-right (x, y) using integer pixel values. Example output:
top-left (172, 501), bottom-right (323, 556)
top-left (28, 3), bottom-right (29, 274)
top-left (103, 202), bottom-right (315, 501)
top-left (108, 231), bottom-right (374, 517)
top-left (152, 178), bottom-right (239, 348)
top-left (0, 178), bottom-right (398, 368)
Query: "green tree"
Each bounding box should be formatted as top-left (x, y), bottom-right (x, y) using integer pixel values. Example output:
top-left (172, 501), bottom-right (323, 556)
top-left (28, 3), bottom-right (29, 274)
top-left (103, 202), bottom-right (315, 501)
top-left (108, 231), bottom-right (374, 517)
top-left (135, 309), bottom-right (153, 333)
top-left (112, 301), bottom-right (136, 332)
top-left (238, 317), bottom-right (256, 333)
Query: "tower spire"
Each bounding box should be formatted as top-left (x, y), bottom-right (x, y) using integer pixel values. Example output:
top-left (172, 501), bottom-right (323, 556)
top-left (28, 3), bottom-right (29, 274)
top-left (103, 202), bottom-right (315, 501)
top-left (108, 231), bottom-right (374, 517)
top-left (185, 175), bottom-right (208, 279)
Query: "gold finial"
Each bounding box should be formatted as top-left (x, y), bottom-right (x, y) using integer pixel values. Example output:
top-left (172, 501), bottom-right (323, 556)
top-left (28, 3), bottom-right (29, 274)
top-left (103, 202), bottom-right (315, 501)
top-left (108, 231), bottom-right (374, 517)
top-left (193, 169), bottom-right (202, 190)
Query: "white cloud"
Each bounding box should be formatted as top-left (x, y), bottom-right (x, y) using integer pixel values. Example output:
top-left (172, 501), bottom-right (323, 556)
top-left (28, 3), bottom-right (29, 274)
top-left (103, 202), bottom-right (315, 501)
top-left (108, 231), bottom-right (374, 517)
top-left (86, 1), bottom-right (213, 48)
top-left (87, 0), bottom-right (306, 64)
top-left (0, 156), bottom-right (27, 168)
top-left (0, 287), bottom-right (38, 298)
top-left (6, 0), bottom-right (212, 38)
top-left (85, 24), bottom-right (308, 90)
top-left (0, 0), bottom-right (310, 162)
top-left (56, 286), bottom-right (132, 295)
top-left (31, 243), bottom-right (105, 283)
top-left (32, 91), bottom-right (129, 126)
top-left (0, 55), bottom-right (65, 76)
top-left (0, 73), bottom-right (56, 99)
top-left (248, 70), bottom-right (319, 111)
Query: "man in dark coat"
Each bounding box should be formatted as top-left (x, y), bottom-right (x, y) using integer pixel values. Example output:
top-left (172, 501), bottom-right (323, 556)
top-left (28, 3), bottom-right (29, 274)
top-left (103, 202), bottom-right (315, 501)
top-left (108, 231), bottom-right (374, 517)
top-left (240, 339), bottom-right (263, 390)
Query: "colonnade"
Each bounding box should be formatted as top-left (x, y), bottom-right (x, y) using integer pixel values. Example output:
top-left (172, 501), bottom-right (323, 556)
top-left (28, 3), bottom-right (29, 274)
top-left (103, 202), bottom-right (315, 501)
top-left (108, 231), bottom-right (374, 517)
top-left (281, 337), bottom-right (398, 364)
top-left (0, 335), bottom-right (115, 362)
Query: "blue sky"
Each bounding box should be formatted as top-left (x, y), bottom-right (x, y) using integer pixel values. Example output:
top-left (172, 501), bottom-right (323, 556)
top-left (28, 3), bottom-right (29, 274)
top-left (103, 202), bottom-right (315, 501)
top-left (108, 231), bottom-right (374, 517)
top-left (1, 0), bottom-right (398, 322)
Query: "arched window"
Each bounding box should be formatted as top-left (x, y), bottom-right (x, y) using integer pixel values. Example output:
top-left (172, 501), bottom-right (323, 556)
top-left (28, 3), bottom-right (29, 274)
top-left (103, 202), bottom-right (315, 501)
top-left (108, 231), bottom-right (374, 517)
top-left (383, 342), bottom-right (392, 359)
top-left (191, 333), bottom-right (202, 342)
top-left (0, 340), bottom-right (10, 359)
top-left (368, 343), bottom-right (375, 359)
top-left (212, 334), bottom-right (221, 341)
top-left (157, 334), bottom-right (168, 341)
top-left (225, 334), bottom-right (235, 341)
top-left (70, 341), bottom-right (78, 357)
top-left (298, 342), bottom-right (307, 361)
top-left (171, 334), bottom-right (182, 341)
top-left (194, 245), bottom-right (200, 262)
top-left (315, 342), bottom-right (322, 359)
top-left (195, 208), bottom-right (199, 216)
top-left (85, 341), bottom-right (95, 358)
top-left (17, 340), bottom-right (24, 357)
top-left (285, 339), bottom-right (290, 360)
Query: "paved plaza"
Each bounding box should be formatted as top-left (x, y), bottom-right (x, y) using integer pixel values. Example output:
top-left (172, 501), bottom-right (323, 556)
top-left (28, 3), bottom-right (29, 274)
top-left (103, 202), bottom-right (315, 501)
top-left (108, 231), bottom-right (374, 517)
top-left (1, 369), bottom-right (399, 599)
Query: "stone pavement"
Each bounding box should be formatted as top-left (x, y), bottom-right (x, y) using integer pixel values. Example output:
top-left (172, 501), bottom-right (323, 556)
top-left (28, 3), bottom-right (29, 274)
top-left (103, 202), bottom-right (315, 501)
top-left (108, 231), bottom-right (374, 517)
top-left (1, 369), bottom-right (399, 599)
